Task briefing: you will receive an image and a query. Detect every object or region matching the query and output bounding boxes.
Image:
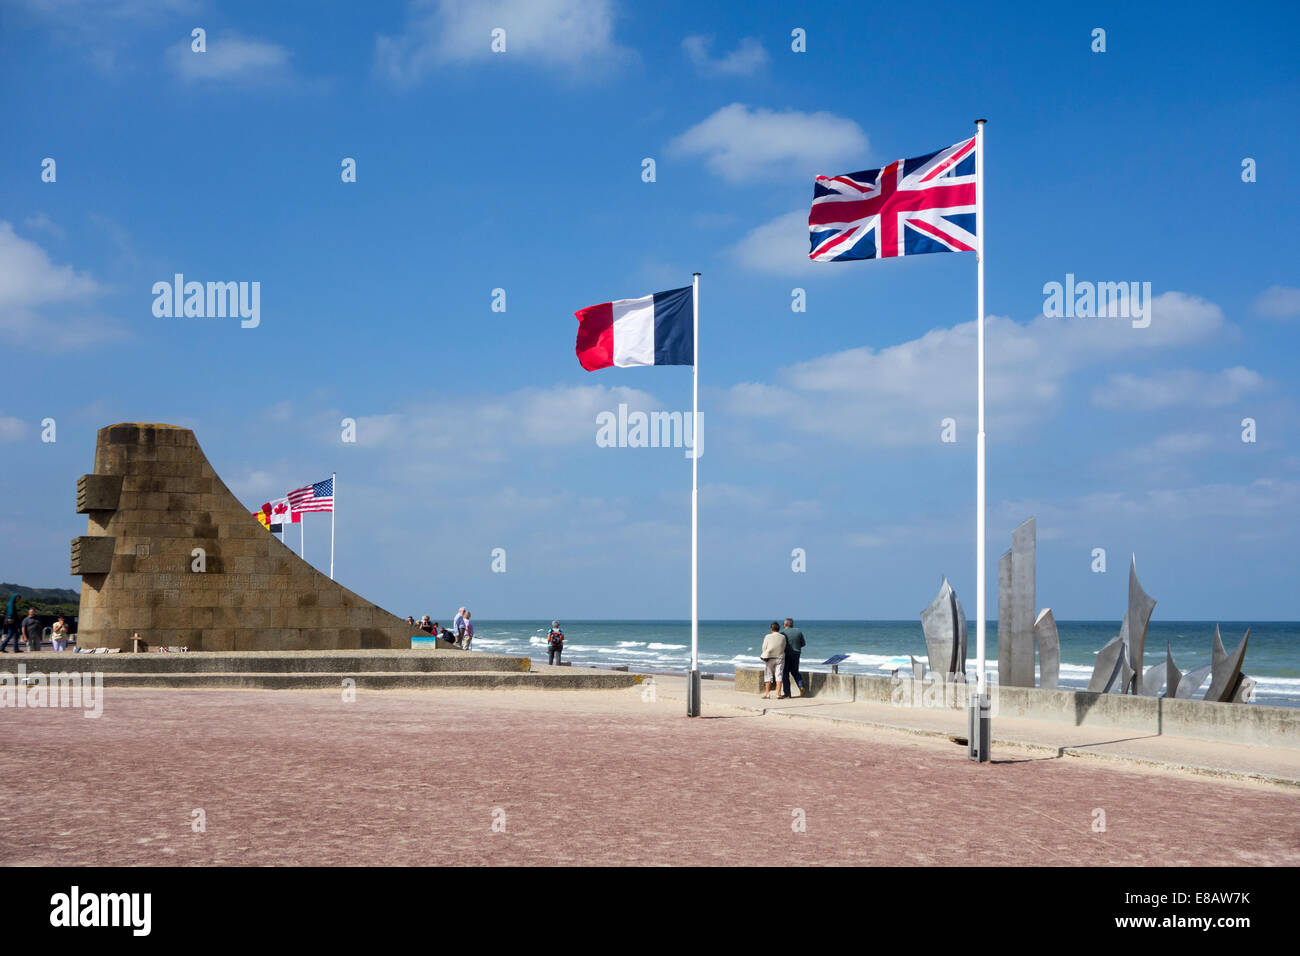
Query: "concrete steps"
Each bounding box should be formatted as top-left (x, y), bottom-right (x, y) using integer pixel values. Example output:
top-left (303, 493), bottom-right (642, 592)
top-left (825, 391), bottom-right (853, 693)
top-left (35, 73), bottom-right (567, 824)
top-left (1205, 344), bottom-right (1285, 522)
top-left (35, 650), bottom-right (531, 674)
top-left (92, 671), bottom-right (642, 690)
top-left (9, 650), bottom-right (644, 691)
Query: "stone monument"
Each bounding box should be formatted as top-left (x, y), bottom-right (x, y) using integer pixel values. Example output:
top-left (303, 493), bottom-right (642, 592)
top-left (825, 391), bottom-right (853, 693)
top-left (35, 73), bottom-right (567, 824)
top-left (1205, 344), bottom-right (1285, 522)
top-left (71, 423), bottom-right (415, 651)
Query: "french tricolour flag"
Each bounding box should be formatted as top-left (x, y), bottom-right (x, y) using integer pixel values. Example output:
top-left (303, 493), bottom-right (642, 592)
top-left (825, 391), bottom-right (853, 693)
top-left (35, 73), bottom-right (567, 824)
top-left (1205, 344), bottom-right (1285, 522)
top-left (575, 286), bottom-right (693, 371)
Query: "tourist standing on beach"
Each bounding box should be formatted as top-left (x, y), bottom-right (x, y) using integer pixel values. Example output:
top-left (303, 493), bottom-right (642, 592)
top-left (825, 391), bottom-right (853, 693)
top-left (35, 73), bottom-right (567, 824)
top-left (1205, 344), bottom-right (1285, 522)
top-left (51, 616), bottom-right (69, 652)
top-left (461, 611), bottom-right (474, 651)
top-left (0, 593), bottom-right (19, 653)
top-left (781, 618), bottom-right (806, 698)
top-left (21, 609), bottom-right (41, 652)
top-left (547, 621), bottom-right (564, 666)
top-left (760, 622), bottom-right (787, 699)
top-left (453, 607), bottom-right (467, 644)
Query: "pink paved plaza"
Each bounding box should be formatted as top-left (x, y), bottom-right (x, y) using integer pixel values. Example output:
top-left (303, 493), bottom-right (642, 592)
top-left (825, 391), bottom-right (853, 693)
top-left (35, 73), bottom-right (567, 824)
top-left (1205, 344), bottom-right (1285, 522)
top-left (1, 687), bottom-right (1296, 866)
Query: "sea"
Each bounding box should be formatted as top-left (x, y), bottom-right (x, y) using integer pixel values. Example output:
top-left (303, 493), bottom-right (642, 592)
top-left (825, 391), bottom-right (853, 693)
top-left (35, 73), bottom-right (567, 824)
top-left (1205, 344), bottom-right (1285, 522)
top-left (465, 620), bottom-right (1300, 708)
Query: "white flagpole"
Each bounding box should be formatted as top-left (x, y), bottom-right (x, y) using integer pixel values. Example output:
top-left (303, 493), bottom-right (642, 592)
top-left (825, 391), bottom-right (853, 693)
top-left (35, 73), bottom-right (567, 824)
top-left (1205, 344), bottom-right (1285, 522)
top-left (330, 472), bottom-right (336, 580)
top-left (300, 512), bottom-right (305, 558)
top-left (972, 118), bottom-right (990, 760)
top-left (687, 272), bottom-right (701, 717)
top-left (975, 119), bottom-right (987, 696)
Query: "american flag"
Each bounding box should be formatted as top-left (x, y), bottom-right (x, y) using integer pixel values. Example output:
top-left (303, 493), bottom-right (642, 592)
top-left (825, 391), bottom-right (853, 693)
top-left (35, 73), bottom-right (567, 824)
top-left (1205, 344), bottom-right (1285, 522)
top-left (288, 477), bottom-right (334, 514)
top-left (809, 136), bottom-right (977, 262)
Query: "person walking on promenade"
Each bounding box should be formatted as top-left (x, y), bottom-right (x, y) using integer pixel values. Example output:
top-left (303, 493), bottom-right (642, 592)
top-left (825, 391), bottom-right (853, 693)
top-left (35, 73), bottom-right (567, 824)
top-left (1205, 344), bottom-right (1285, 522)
top-left (546, 621), bottom-right (565, 666)
top-left (51, 616), bottom-right (69, 652)
top-left (760, 622), bottom-right (787, 699)
top-left (0, 593), bottom-right (19, 653)
top-left (461, 611), bottom-right (474, 651)
top-left (20, 608), bottom-right (42, 652)
top-left (781, 617), bottom-right (806, 698)
top-left (453, 607), bottom-right (467, 645)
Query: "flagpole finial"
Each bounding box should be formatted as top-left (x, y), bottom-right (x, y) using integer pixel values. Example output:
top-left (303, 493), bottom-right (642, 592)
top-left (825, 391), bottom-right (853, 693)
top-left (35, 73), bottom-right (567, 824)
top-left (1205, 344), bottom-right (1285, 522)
top-left (692, 272), bottom-right (701, 277)
top-left (975, 117), bottom-right (987, 125)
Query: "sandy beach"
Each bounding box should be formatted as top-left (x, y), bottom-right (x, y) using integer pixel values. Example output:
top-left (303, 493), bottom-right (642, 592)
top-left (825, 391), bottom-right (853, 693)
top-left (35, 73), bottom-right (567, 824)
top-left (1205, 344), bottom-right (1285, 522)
top-left (2, 683), bottom-right (1295, 867)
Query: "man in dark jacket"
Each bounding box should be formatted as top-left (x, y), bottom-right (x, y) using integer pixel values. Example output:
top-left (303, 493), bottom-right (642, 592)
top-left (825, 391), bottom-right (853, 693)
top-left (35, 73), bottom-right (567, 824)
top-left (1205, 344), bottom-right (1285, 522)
top-left (781, 617), bottom-right (806, 697)
top-left (21, 609), bottom-right (43, 652)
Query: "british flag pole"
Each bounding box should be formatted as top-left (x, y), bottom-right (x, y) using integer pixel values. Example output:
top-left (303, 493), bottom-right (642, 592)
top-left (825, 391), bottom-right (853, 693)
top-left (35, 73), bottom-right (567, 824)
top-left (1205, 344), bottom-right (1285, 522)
top-left (971, 118), bottom-right (991, 761)
top-left (330, 471), bottom-right (336, 580)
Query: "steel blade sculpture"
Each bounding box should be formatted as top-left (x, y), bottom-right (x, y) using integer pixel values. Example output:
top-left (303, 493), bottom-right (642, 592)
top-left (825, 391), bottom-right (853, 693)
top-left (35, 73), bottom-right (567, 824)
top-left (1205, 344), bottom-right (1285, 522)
top-left (993, 518), bottom-right (1060, 689)
top-left (1085, 556), bottom-right (1254, 703)
top-left (926, 520), bottom-right (1255, 704)
top-left (920, 575), bottom-right (968, 681)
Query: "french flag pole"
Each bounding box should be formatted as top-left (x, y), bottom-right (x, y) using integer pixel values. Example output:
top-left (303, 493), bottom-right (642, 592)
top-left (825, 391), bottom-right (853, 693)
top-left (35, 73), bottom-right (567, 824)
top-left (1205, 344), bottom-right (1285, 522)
top-left (572, 277), bottom-right (702, 714)
top-left (688, 273), bottom-right (701, 717)
top-left (970, 118), bottom-right (991, 761)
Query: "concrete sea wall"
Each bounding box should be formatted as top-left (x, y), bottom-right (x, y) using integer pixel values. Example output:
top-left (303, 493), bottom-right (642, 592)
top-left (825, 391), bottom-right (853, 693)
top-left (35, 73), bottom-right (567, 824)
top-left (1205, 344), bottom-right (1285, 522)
top-left (735, 667), bottom-right (1299, 750)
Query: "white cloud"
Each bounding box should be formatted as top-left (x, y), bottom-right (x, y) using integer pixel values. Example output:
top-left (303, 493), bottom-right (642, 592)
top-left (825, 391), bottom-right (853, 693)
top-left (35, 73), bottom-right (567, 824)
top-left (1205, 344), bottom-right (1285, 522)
top-left (682, 35), bottom-right (768, 76)
top-left (1111, 431), bottom-right (1215, 472)
top-left (16, 0), bottom-right (200, 74)
top-left (723, 292), bottom-right (1229, 447)
top-left (262, 383), bottom-right (667, 481)
top-left (0, 415), bottom-right (26, 443)
top-left (166, 32), bottom-right (293, 84)
top-left (725, 209), bottom-right (825, 276)
top-left (376, 0), bottom-right (625, 85)
top-left (23, 213), bottom-right (65, 239)
top-left (667, 104), bottom-right (869, 184)
top-left (1091, 366), bottom-right (1266, 410)
top-left (0, 222), bottom-right (121, 349)
top-left (0, 222), bottom-right (100, 309)
top-left (1253, 284), bottom-right (1300, 319)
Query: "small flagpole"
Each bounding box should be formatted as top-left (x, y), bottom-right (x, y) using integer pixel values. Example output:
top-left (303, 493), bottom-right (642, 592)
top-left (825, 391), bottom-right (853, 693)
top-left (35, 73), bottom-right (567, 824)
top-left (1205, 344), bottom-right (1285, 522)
top-left (300, 512), bottom-right (305, 558)
top-left (330, 472), bottom-right (336, 580)
top-left (971, 118), bottom-right (990, 761)
top-left (687, 273), bottom-right (701, 717)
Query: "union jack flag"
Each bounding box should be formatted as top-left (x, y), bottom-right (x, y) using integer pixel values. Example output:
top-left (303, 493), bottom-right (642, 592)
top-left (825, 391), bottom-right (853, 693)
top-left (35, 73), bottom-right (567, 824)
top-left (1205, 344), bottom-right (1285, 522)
top-left (809, 136), bottom-right (977, 262)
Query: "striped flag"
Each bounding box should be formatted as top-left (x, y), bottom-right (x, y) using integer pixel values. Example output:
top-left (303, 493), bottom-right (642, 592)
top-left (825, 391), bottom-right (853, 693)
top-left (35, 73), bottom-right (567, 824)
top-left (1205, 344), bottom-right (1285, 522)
top-left (288, 477), bottom-right (334, 514)
top-left (574, 286), bottom-right (693, 371)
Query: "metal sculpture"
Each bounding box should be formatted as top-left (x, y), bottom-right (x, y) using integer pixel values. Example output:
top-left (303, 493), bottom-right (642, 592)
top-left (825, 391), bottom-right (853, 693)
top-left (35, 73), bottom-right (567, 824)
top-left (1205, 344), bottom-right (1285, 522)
top-left (1139, 662), bottom-right (1165, 697)
top-left (1033, 608), bottom-right (1060, 689)
top-left (1124, 556), bottom-right (1157, 694)
top-left (920, 576), bottom-right (968, 680)
top-left (996, 517), bottom-right (1037, 688)
top-left (1205, 625), bottom-right (1250, 703)
top-left (1088, 634), bottom-right (1131, 693)
top-left (1175, 662), bottom-right (1213, 699)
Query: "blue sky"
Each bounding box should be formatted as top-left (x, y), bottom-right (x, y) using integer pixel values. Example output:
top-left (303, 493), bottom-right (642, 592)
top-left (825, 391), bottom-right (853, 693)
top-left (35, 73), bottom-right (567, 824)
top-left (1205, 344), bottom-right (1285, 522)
top-left (2, 0), bottom-right (1298, 621)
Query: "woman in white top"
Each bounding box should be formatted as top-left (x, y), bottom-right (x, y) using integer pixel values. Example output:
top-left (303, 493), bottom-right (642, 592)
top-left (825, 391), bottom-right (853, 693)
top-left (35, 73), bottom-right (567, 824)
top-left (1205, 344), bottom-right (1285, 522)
top-left (760, 622), bottom-right (787, 699)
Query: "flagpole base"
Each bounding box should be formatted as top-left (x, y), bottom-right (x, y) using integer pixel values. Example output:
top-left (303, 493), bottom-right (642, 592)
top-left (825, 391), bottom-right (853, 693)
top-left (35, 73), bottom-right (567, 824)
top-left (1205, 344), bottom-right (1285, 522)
top-left (686, 667), bottom-right (701, 717)
top-left (968, 692), bottom-right (991, 762)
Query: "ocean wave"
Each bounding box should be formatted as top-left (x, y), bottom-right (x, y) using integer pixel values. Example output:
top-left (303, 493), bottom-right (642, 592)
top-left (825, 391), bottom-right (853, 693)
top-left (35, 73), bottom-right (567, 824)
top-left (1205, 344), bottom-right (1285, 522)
top-left (648, 642), bottom-right (686, 650)
top-left (617, 641), bottom-right (648, 647)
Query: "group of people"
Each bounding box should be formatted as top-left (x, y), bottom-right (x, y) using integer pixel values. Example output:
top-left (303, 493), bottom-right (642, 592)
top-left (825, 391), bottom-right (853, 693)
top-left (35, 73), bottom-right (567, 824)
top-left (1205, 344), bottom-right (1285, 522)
top-left (406, 607), bottom-right (475, 650)
top-left (0, 599), bottom-right (71, 653)
top-left (759, 617), bottom-right (807, 699)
